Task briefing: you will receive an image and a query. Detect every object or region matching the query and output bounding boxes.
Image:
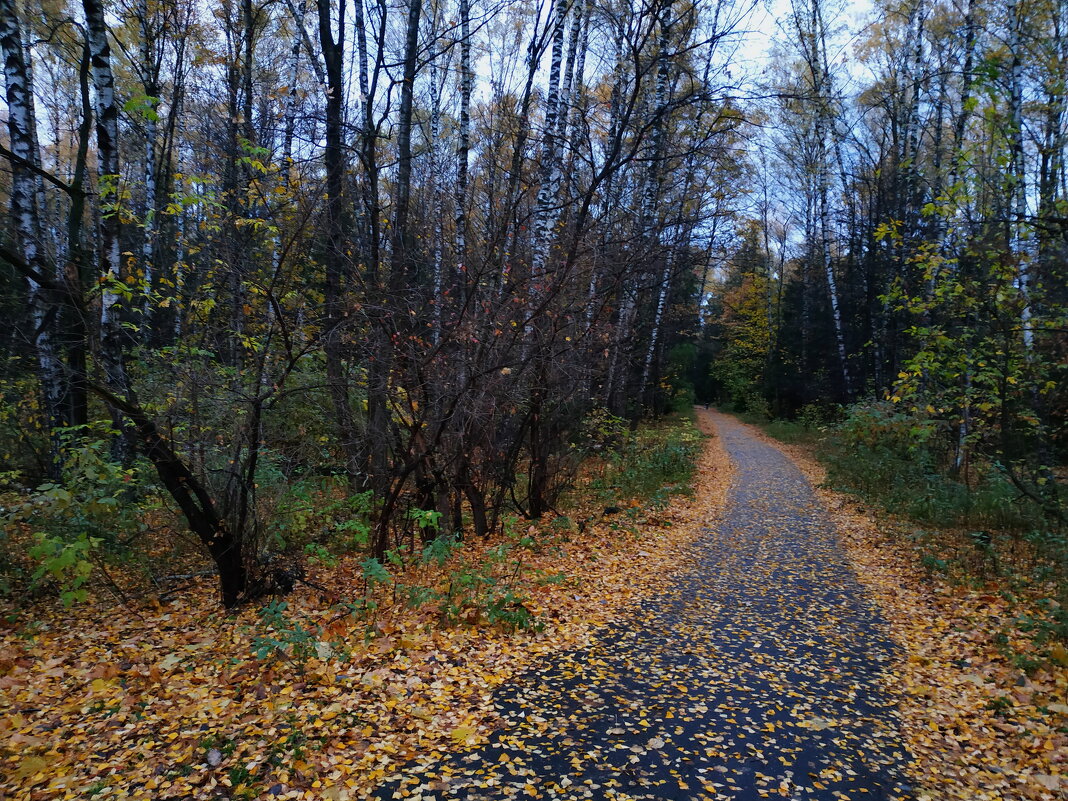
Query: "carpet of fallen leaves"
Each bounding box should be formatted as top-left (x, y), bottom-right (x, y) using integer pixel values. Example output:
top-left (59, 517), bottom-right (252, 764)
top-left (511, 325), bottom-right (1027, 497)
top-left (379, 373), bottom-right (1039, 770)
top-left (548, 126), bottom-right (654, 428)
top-left (0, 411), bottom-right (732, 800)
top-left (376, 409), bottom-right (912, 801)
top-left (750, 424), bottom-right (1068, 801)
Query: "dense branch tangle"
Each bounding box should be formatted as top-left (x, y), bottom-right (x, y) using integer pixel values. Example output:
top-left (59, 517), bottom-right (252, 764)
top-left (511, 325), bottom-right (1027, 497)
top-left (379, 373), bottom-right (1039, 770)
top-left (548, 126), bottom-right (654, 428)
top-left (0, 0), bottom-right (742, 604)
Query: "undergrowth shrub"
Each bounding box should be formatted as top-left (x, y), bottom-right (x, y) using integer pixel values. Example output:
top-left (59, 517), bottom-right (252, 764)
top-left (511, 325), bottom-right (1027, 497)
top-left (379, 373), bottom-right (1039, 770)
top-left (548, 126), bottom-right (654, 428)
top-left (576, 408), bottom-right (628, 453)
top-left (251, 600), bottom-right (324, 669)
top-left (0, 372), bottom-right (49, 483)
top-left (267, 474), bottom-right (375, 554)
top-left (321, 516), bottom-right (543, 635)
top-left (762, 419), bottom-right (811, 444)
top-left (823, 402), bottom-right (1048, 533)
top-left (759, 401), bottom-right (1066, 643)
top-left (588, 414), bottom-right (702, 505)
top-left (420, 516), bottom-right (541, 631)
top-left (0, 424), bottom-right (159, 603)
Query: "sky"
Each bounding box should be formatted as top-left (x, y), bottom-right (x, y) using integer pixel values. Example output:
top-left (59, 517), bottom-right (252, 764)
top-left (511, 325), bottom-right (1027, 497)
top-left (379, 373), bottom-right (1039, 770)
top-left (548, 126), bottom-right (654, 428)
top-left (733, 0), bottom-right (876, 77)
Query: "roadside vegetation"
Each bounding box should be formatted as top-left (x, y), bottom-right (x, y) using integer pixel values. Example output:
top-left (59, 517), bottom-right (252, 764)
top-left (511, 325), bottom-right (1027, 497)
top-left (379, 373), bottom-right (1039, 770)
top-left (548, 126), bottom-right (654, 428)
top-left (740, 402), bottom-right (1066, 646)
top-left (735, 405), bottom-right (1068, 800)
top-left (0, 412), bottom-right (721, 799)
top-left (0, 411), bottom-right (702, 622)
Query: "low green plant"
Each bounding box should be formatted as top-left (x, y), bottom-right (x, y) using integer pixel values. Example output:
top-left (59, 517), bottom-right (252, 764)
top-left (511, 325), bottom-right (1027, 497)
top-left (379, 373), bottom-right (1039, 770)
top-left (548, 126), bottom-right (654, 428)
top-left (920, 552), bottom-right (951, 576)
top-left (1012, 652), bottom-right (1043, 675)
top-left (549, 515), bottom-right (573, 532)
top-left (410, 508), bottom-right (443, 537)
top-left (576, 407), bottom-right (628, 454)
top-left (534, 570), bottom-right (567, 586)
top-left (303, 542), bottom-right (337, 568)
top-left (985, 696), bottom-right (1013, 716)
top-left (1016, 598), bottom-right (1068, 648)
top-left (251, 600), bottom-right (322, 668)
top-left (200, 734), bottom-right (238, 758)
top-left (27, 532), bottom-right (99, 606)
top-left (821, 403), bottom-right (1049, 533)
top-left (2, 423), bottom-right (158, 602)
top-left (486, 589), bottom-right (540, 632)
top-left (424, 522), bottom-right (540, 632)
top-left (420, 532), bottom-right (461, 567)
top-left (6, 425), bottom-right (155, 545)
top-left (268, 477), bottom-right (375, 553)
top-left (761, 419), bottom-right (813, 444)
top-left (604, 417), bottom-right (701, 502)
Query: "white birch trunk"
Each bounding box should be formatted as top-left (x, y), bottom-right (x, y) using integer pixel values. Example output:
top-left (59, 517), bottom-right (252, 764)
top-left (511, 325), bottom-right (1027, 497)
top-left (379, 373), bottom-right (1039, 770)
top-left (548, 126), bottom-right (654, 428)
top-left (455, 0), bottom-right (471, 277)
top-left (638, 249), bottom-right (675, 405)
top-left (173, 187), bottom-right (187, 340)
top-left (142, 112), bottom-right (157, 314)
top-left (815, 113), bottom-right (851, 395)
top-left (529, 0), bottom-right (567, 285)
top-left (428, 24), bottom-right (444, 343)
top-left (553, 0), bottom-right (583, 186)
top-left (282, 0), bottom-right (305, 178)
top-left (84, 0), bottom-right (130, 404)
top-left (284, 0), bottom-right (327, 87)
top-left (639, 2), bottom-right (672, 242)
top-left (137, 0), bottom-right (159, 331)
top-left (902, 0), bottom-right (926, 216)
top-left (636, 31), bottom-right (717, 406)
top-left (351, 0), bottom-right (373, 264)
top-left (605, 283), bottom-right (636, 411)
top-left (808, 0), bottom-right (851, 396)
top-left (0, 0), bottom-right (66, 449)
top-left (20, 16), bottom-right (51, 267)
top-left (564, 0), bottom-right (590, 183)
top-left (955, 368), bottom-right (972, 472)
top-left (819, 185), bottom-right (851, 395)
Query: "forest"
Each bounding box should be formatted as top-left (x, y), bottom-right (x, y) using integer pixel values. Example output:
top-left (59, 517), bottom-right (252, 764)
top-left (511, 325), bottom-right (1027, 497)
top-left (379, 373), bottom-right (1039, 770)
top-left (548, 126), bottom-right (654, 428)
top-left (1, 0), bottom-right (1063, 605)
top-left (0, 0), bottom-right (1066, 796)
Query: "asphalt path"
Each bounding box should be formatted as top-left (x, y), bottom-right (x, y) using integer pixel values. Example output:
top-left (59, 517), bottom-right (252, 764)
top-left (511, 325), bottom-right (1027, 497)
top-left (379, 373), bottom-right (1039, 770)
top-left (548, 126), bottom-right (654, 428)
top-left (375, 412), bottom-right (913, 800)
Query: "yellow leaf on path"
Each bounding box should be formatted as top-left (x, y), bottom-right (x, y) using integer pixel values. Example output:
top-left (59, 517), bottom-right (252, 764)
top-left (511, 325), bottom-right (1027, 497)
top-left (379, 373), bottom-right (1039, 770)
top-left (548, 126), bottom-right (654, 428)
top-left (451, 725), bottom-right (476, 743)
top-left (12, 755), bottom-right (53, 781)
top-left (320, 703), bottom-right (344, 721)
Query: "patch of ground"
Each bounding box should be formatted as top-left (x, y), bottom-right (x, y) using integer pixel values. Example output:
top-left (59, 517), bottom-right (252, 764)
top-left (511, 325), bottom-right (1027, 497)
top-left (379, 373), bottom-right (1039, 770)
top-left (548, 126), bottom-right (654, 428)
top-left (373, 410), bottom-right (911, 800)
top-left (0, 414), bottom-right (731, 800)
top-left (743, 421), bottom-right (1068, 801)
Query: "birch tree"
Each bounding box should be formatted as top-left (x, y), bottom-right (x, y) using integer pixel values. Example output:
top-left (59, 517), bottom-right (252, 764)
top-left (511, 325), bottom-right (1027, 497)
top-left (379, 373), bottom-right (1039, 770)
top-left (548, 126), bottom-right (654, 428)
top-left (0, 0), bottom-right (68, 475)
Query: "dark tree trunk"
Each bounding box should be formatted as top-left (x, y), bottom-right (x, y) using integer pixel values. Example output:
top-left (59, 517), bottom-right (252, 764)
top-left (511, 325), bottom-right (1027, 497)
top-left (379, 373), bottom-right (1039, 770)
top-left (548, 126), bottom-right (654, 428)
top-left (316, 0), bottom-right (362, 483)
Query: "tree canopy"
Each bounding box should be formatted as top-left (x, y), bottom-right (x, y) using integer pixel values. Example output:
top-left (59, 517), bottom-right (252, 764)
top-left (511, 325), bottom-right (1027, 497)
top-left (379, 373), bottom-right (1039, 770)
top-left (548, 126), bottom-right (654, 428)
top-left (0, 0), bottom-right (1064, 606)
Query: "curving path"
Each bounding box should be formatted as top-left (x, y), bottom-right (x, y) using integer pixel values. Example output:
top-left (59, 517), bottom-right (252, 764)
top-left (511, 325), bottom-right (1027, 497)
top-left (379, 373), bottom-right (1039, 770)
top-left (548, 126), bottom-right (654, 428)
top-left (375, 412), bottom-right (913, 800)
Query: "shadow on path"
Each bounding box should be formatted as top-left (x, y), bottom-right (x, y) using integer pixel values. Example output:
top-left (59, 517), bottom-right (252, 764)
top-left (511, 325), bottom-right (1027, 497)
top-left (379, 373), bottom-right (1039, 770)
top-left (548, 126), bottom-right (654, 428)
top-left (374, 412), bottom-right (912, 800)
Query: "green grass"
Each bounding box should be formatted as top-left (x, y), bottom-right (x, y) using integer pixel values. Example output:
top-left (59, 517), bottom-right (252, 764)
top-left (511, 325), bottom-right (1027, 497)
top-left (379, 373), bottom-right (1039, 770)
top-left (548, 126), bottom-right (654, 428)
top-left (585, 413), bottom-right (703, 509)
top-left (747, 405), bottom-right (1050, 534)
top-left (761, 419), bottom-right (819, 445)
top-left (749, 404), bottom-right (1067, 643)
